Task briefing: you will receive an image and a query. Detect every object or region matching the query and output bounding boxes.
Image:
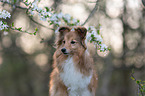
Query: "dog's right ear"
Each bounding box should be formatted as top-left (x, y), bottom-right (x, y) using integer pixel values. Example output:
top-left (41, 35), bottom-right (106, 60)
top-left (55, 26), bottom-right (70, 48)
top-left (59, 26), bottom-right (70, 36)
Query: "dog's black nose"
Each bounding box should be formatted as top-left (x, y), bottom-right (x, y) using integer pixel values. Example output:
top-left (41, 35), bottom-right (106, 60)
top-left (61, 48), bottom-right (66, 53)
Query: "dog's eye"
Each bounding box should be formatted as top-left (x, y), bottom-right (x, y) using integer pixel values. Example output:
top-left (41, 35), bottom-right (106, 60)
top-left (71, 41), bottom-right (76, 44)
top-left (63, 40), bottom-right (65, 44)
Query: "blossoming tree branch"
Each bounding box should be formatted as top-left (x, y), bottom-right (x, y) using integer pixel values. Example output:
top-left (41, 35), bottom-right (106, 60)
top-left (0, 0), bottom-right (110, 52)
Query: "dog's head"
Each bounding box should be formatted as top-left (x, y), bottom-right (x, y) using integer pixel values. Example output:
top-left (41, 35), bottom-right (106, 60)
top-left (55, 26), bottom-right (87, 55)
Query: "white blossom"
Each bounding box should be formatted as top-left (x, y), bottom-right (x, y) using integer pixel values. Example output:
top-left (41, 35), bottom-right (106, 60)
top-left (86, 26), bottom-right (109, 52)
top-left (86, 32), bottom-right (92, 41)
top-left (37, 7), bottom-right (42, 12)
top-left (99, 26), bottom-right (102, 31)
top-left (50, 14), bottom-right (57, 21)
top-left (91, 30), bottom-right (97, 36)
top-left (3, 31), bottom-right (8, 35)
top-left (31, 1), bottom-right (42, 12)
top-left (57, 21), bottom-right (61, 25)
top-left (89, 26), bottom-right (96, 31)
top-left (24, 0), bottom-right (29, 5)
top-left (55, 27), bottom-right (60, 33)
top-left (32, 2), bottom-right (37, 7)
top-left (76, 22), bottom-right (80, 26)
top-left (39, 11), bottom-right (52, 21)
top-left (33, 6), bottom-right (39, 11)
top-left (63, 14), bottom-right (71, 23)
top-left (29, 10), bottom-right (34, 15)
top-left (57, 12), bottom-right (63, 19)
top-left (0, 10), bottom-right (11, 19)
top-left (0, 21), bottom-right (8, 30)
top-left (72, 18), bottom-right (77, 24)
top-left (40, 16), bottom-right (46, 21)
top-left (96, 35), bottom-right (103, 42)
top-left (3, 0), bottom-right (10, 2)
top-left (42, 11), bottom-right (51, 16)
top-left (71, 27), bottom-right (75, 31)
top-left (100, 44), bottom-right (108, 51)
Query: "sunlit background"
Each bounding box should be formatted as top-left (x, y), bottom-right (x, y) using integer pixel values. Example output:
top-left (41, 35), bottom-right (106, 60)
top-left (0, 0), bottom-right (145, 96)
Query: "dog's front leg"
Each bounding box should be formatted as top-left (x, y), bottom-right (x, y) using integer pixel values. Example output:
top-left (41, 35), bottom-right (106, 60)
top-left (49, 82), bottom-right (68, 96)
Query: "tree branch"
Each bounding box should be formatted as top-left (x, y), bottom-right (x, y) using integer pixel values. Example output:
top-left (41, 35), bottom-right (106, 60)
top-left (28, 16), bottom-right (54, 30)
top-left (81, 0), bottom-right (100, 26)
top-left (0, 0), bottom-right (53, 30)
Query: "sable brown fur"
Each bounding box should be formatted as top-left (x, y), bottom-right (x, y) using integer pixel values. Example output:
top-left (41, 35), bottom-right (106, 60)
top-left (49, 26), bottom-right (97, 96)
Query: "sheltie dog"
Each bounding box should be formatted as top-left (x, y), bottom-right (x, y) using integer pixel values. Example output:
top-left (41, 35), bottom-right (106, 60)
top-left (49, 26), bottom-right (97, 96)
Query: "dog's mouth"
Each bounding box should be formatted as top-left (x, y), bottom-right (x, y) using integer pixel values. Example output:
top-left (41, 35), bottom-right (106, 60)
top-left (62, 52), bottom-right (69, 55)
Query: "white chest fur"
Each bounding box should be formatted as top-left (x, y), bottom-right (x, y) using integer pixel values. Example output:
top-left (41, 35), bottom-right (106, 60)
top-left (60, 57), bottom-right (92, 96)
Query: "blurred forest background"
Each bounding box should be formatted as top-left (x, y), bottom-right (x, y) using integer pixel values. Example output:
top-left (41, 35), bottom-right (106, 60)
top-left (0, 0), bottom-right (145, 96)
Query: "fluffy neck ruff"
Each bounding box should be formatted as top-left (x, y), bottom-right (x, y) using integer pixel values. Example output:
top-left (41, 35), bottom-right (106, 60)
top-left (60, 56), bottom-right (92, 91)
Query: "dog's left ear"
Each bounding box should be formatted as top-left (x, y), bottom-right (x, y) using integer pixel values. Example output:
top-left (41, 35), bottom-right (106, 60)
top-left (75, 26), bottom-right (87, 40)
top-left (59, 26), bottom-right (70, 35)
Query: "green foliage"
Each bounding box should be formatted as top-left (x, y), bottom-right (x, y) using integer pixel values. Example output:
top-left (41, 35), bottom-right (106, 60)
top-left (45, 7), bottom-right (49, 12)
top-left (34, 27), bottom-right (38, 35)
top-left (131, 71), bottom-right (145, 96)
top-left (14, 0), bottom-right (17, 3)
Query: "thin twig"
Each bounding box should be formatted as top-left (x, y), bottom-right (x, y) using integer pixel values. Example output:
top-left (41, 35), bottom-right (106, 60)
top-left (81, 0), bottom-right (100, 26)
top-left (28, 16), bottom-right (54, 30)
top-left (131, 73), bottom-right (144, 96)
top-left (9, 26), bottom-right (31, 34)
